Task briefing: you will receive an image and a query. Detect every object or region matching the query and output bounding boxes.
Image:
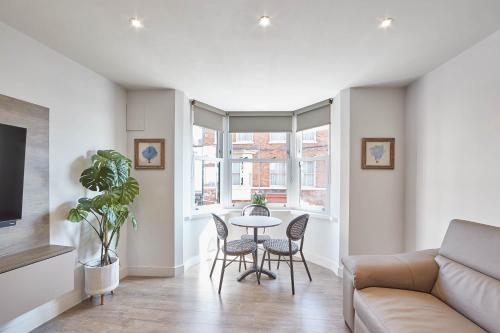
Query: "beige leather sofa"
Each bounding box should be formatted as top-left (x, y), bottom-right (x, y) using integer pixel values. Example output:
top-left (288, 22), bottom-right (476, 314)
top-left (342, 219), bottom-right (500, 333)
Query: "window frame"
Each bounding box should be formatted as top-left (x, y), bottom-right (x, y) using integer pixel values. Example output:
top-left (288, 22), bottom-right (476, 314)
top-left (191, 118), bottom-right (331, 216)
top-left (296, 125), bottom-right (331, 213)
top-left (228, 132), bottom-right (290, 208)
top-left (192, 125), bottom-right (224, 213)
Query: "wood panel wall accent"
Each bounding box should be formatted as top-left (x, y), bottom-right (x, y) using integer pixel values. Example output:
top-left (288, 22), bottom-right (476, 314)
top-left (0, 94), bottom-right (49, 257)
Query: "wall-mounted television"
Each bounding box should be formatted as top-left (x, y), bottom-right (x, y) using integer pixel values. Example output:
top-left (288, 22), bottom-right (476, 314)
top-left (0, 123), bottom-right (27, 225)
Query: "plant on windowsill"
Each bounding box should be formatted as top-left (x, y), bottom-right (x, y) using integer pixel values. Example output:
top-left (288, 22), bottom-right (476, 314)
top-left (67, 150), bottom-right (139, 304)
top-left (251, 192), bottom-right (267, 206)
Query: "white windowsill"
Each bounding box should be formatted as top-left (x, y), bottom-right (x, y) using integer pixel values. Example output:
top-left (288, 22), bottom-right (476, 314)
top-left (188, 207), bottom-right (337, 222)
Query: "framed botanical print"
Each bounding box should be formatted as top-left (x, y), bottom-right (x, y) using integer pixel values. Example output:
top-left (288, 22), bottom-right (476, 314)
top-left (361, 138), bottom-right (395, 169)
top-left (134, 138), bottom-right (165, 170)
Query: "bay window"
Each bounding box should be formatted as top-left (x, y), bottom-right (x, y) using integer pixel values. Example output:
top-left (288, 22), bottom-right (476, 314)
top-left (191, 99), bottom-right (332, 215)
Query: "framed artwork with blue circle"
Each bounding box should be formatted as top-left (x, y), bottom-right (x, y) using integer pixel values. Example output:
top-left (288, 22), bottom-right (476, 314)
top-left (361, 138), bottom-right (395, 169)
top-left (134, 138), bottom-right (165, 169)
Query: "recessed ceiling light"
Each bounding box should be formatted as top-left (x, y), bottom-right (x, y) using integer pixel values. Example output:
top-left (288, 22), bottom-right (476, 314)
top-left (259, 16), bottom-right (271, 27)
top-left (379, 17), bottom-right (394, 29)
top-left (129, 17), bottom-right (143, 29)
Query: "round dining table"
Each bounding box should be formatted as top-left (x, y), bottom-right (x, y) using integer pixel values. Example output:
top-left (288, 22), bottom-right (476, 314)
top-left (229, 215), bottom-right (282, 281)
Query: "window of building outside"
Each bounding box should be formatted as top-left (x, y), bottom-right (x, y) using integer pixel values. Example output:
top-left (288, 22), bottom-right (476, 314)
top-left (298, 124), bottom-right (329, 211)
top-left (230, 132), bottom-right (288, 206)
top-left (192, 125), bottom-right (221, 209)
top-left (302, 129), bottom-right (316, 143)
top-left (269, 132), bottom-right (287, 143)
top-left (234, 132), bottom-right (253, 143)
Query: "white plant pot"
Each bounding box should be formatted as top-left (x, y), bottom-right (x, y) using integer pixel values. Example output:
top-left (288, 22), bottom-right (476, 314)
top-left (84, 257), bottom-right (119, 296)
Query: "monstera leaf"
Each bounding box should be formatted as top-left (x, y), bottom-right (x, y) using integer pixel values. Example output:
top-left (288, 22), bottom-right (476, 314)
top-left (79, 165), bottom-right (115, 192)
top-left (92, 151), bottom-right (130, 186)
top-left (112, 177), bottom-right (139, 205)
top-left (68, 207), bottom-right (88, 222)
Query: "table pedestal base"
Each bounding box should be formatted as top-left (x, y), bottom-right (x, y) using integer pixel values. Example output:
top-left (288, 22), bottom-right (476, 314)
top-left (237, 267), bottom-right (276, 281)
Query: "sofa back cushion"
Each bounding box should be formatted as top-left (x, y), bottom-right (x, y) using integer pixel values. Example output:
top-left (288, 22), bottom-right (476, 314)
top-left (432, 255), bottom-right (500, 333)
top-left (439, 219), bottom-right (500, 280)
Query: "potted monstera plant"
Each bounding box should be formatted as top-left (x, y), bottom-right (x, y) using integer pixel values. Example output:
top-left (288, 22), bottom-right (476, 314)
top-left (67, 150), bottom-right (139, 304)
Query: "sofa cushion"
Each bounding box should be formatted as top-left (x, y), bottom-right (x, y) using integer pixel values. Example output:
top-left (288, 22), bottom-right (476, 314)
top-left (440, 219), bottom-right (500, 280)
top-left (353, 287), bottom-right (486, 333)
top-left (432, 255), bottom-right (500, 333)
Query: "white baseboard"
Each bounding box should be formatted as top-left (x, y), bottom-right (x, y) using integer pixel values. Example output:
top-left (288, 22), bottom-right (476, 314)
top-left (119, 265), bottom-right (128, 279)
top-left (0, 287), bottom-right (84, 333)
top-left (303, 252), bottom-right (341, 277)
top-left (183, 255), bottom-right (200, 272)
top-left (127, 265), bottom-right (184, 277)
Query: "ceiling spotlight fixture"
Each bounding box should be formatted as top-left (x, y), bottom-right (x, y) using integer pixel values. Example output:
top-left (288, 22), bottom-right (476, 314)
top-left (259, 16), bottom-right (271, 27)
top-left (129, 17), bottom-right (143, 29)
top-left (379, 17), bottom-right (394, 29)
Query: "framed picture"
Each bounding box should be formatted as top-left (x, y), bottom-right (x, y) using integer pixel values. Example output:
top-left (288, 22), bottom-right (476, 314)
top-left (361, 138), bottom-right (395, 169)
top-left (134, 139), bottom-right (165, 170)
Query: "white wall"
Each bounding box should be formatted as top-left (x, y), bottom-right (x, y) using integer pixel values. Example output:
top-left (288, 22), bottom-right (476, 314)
top-left (348, 87), bottom-right (406, 255)
top-left (126, 90), bottom-right (177, 276)
top-left (126, 89), bottom-right (189, 277)
top-left (405, 30), bottom-right (500, 251)
top-left (0, 21), bottom-right (126, 332)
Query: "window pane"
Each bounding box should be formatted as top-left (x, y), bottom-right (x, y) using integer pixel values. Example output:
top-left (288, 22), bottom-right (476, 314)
top-left (300, 160), bottom-right (328, 209)
top-left (232, 132), bottom-right (288, 159)
top-left (231, 161), bottom-right (287, 205)
top-left (299, 125), bottom-right (329, 158)
top-left (193, 125), bottom-right (218, 158)
top-left (194, 160), bottom-right (220, 207)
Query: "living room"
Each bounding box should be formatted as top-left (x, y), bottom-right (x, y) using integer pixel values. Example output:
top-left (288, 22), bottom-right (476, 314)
top-left (0, 1), bottom-right (499, 332)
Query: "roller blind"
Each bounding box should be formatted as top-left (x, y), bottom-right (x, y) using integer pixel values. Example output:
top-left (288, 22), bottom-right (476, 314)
top-left (296, 99), bottom-right (332, 131)
top-left (192, 101), bottom-right (225, 131)
top-left (228, 112), bottom-right (293, 133)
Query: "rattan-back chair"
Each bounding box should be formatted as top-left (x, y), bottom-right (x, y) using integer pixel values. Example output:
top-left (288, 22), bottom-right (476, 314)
top-left (259, 214), bottom-right (312, 295)
top-left (209, 214), bottom-right (259, 293)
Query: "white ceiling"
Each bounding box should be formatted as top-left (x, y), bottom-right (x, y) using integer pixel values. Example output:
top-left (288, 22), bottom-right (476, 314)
top-left (1, 0), bottom-right (499, 111)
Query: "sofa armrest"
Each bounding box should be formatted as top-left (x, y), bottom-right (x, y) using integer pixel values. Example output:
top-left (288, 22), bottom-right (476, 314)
top-left (341, 249), bottom-right (439, 331)
top-left (342, 249), bottom-right (439, 292)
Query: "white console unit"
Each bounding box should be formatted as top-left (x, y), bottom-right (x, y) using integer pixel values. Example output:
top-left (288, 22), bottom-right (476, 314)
top-left (0, 245), bottom-right (75, 325)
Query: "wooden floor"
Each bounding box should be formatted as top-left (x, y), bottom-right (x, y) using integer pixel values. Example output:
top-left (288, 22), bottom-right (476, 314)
top-left (34, 258), bottom-right (349, 333)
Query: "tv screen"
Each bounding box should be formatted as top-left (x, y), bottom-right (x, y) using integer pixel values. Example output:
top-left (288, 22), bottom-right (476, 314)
top-left (0, 123), bottom-right (27, 222)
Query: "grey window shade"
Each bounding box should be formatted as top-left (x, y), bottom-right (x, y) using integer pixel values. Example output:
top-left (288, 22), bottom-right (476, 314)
top-left (228, 112), bottom-right (293, 133)
top-left (296, 99), bottom-right (332, 131)
top-left (192, 101), bottom-right (225, 131)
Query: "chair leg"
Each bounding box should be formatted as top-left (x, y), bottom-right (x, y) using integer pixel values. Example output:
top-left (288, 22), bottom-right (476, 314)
top-left (239, 256), bottom-right (242, 272)
top-left (253, 252), bottom-right (260, 284)
top-left (267, 251), bottom-right (271, 270)
top-left (258, 250), bottom-right (267, 283)
top-left (218, 253), bottom-right (226, 294)
top-left (277, 256), bottom-right (281, 269)
top-left (289, 252), bottom-right (295, 295)
top-left (300, 251), bottom-right (312, 282)
top-left (210, 248), bottom-right (219, 278)
top-left (243, 255), bottom-right (247, 270)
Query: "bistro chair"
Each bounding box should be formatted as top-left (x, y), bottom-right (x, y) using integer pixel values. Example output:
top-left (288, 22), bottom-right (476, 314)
top-left (209, 214), bottom-right (259, 294)
top-left (259, 214), bottom-right (312, 295)
top-left (239, 204), bottom-right (272, 270)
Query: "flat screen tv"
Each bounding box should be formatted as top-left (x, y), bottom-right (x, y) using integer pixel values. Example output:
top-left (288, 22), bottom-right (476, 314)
top-left (0, 123), bottom-right (27, 223)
